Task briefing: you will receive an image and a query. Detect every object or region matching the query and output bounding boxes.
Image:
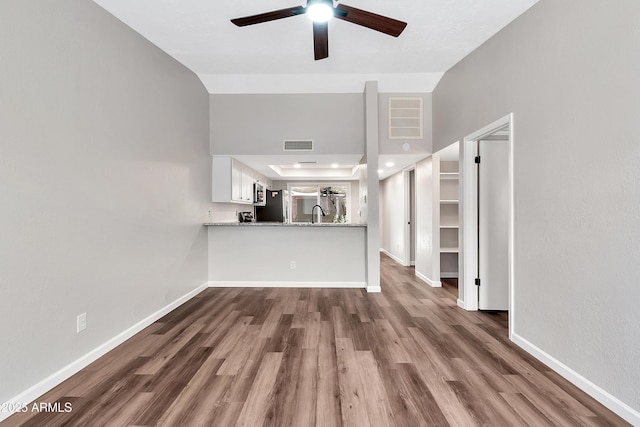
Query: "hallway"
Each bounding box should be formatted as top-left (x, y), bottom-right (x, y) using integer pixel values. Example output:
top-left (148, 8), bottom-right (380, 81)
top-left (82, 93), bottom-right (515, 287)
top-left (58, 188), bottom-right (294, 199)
top-left (3, 255), bottom-right (627, 426)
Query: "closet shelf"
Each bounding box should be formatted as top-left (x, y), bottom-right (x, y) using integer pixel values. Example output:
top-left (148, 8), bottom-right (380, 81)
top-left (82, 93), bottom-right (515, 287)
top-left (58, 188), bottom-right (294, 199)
top-left (440, 172), bottom-right (459, 180)
top-left (440, 247), bottom-right (459, 253)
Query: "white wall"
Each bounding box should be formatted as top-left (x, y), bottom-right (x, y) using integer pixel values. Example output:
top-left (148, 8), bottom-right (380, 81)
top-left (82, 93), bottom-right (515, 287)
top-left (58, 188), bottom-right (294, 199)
top-left (379, 172), bottom-right (406, 264)
top-left (0, 0), bottom-right (210, 406)
top-left (433, 0), bottom-right (640, 420)
top-left (414, 157), bottom-right (439, 285)
top-left (208, 226), bottom-right (366, 285)
top-left (208, 202), bottom-right (253, 223)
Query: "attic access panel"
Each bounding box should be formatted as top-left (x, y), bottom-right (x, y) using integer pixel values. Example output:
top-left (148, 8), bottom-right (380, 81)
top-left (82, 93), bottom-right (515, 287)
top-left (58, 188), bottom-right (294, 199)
top-left (388, 97), bottom-right (423, 139)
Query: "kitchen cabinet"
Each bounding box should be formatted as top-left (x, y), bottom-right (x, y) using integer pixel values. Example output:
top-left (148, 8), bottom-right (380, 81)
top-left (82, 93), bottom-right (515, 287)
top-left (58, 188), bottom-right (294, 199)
top-left (212, 157), bottom-right (255, 204)
top-left (241, 168), bottom-right (255, 203)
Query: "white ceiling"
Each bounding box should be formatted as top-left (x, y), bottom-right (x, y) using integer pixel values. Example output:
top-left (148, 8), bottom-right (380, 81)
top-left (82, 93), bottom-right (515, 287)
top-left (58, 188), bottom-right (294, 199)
top-left (92, 0), bottom-right (538, 93)
top-left (233, 154), bottom-right (364, 181)
top-left (92, 0), bottom-right (535, 180)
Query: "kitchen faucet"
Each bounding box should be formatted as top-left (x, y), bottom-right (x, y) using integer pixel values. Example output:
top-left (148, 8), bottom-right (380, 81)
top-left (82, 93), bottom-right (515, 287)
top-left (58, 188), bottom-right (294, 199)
top-left (311, 204), bottom-right (326, 224)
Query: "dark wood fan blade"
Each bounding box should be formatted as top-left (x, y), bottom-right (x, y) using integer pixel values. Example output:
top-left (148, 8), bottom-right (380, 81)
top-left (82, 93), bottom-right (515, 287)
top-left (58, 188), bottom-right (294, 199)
top-left (231, 6), bottom-right (306, 27)
top-left (313, 22), bottom-right (328, 60)
top-left (334, 4), bottom-right (406, 37)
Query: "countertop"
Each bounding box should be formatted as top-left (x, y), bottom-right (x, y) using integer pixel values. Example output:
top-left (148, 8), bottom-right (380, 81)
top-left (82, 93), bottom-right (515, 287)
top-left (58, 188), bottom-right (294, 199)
top-left (205, 222), bottom-right (366, 227)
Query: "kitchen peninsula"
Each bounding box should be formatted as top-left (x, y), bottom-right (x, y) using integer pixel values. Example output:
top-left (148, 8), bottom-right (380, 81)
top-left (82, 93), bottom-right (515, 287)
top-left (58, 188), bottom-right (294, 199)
top-left (206, 222), bottom-right (367, 288)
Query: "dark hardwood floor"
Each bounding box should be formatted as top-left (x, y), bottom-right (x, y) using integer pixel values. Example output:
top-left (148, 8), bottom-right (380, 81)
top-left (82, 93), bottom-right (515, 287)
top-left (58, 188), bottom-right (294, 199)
top-left (3, 254), bottom-right (628, 426)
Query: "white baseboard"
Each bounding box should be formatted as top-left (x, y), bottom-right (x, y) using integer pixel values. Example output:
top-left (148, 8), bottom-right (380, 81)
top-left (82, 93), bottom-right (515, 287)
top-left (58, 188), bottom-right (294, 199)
top-left (410, 261), bottom-right (416, 266)
top-left (440, 272), bottom-right (459, 279)
top-left (457, 298), bottom-right (465, 309)
top-left (366, 286), bottom-right (381, 293)
top-left (415, 271), bottom-right (442, 288)
top-left (379, 248), bottom-right (406, 266)
top-left (208, 281), bottom-right (366, 289)
top-left (0, 282), bottom-right (209, 423)
top-left (511, 333), bottom-right (640, 426)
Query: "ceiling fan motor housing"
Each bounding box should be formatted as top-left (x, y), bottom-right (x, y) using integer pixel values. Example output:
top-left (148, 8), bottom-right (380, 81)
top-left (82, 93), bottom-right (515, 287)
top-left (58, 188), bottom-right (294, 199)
top-left (306, 0), bottom-right (334, 22)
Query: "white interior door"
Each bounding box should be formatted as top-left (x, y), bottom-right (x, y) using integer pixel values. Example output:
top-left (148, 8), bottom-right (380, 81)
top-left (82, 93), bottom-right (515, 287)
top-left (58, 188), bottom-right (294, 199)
top-left (478, 138), bottom-right (509, 310)
top-left (410, 170), bottom-right (416, 264)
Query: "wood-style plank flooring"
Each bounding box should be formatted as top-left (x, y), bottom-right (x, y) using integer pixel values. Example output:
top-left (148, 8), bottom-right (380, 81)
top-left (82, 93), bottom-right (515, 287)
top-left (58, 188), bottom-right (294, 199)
top-left (3, 254), bottom-right (628, 426)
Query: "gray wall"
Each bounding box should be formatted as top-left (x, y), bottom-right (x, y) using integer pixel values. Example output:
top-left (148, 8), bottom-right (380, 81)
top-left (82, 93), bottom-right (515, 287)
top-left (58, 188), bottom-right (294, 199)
top-left (0, 0), bottom-right (210, 403)
top-left (210, 94), bottom-right (365, 155)
top-left (433, 0), bottom-right (640, 415)
top-left (378, 93), bottom-right (433, 155)
top-left (364, 82), bottom-right (381, 289)
top-left (379, 173), bottom-right (406, 262)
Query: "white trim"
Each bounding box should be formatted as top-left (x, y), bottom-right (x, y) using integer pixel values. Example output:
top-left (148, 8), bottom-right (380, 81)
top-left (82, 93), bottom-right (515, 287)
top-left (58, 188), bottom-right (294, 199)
top-left (365, 286), bottom-right (381, 293)
top-left (403, 166), bottom-right (417, 268)
top-left (208, 281), bottom-right (366, 289)
top-left (409, 261), bottom-right (416, 266)
top-left (512, 333), bottom-right (640, 426)
top-left (440, 272), bottom-right (459, 279)
top-left (457, 299), bottom-right (465, 309)
top-left (461, 132), bottom-right (478, 311)
top-left (0, 282), bottom-right (209, 423)
top-left (380, 248), bottom-right (406, 266)
top-left (415, 271), bottom-right (442, 288)
top-left (404, 168), bottom-right (411, 267)
top-left (461, 113), bottom-right (515, 338)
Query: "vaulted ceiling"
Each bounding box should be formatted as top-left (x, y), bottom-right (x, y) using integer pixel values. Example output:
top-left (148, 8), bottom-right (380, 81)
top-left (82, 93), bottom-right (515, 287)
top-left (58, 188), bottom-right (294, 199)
top-left (92, 0), bottom-right (538, 93)
top-left (91, 0), bottom-right (538, 178)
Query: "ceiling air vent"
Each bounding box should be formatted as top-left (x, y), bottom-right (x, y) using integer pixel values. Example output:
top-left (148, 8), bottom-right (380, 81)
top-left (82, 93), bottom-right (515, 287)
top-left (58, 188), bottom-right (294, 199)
top-left (283, 140), bottom-right (313, 151)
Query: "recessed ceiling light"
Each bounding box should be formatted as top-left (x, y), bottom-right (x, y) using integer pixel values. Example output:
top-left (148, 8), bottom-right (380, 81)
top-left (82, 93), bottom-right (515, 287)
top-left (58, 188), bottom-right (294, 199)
top-left (331, 163), bottom-right (339, 168)
top-left (377, 169), bottom-right (384, 174)
top-left (385, 162), bottom-right (395, 167)
top-left (294, 163), bottom-right (301, 169)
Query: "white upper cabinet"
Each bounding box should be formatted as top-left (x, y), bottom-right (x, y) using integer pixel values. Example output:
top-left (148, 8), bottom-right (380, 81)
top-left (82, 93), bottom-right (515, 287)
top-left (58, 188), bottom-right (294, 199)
top-left (212, 157), bottom-right (270, 204)
top-left (212, 157), bottom-right (253, 204)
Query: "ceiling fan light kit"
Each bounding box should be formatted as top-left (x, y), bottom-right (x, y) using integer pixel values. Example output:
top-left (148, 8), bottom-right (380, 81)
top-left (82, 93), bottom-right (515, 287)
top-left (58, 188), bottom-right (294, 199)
top-left (231, 0), bottom-right (407, 60)
top-left (307, 0), bottom-right (334, 22)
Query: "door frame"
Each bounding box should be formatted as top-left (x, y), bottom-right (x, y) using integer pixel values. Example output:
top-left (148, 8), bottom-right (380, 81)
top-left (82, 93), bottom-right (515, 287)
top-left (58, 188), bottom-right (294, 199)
top-left (403, 166), bottom-right (416, 267)
top-left (460, 113), bottom-right (514, 337)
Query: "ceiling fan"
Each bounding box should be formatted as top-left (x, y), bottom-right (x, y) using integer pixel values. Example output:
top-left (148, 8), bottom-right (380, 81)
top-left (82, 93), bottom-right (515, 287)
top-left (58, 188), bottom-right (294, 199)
top-left (231, 0), bottom-right (407, 60)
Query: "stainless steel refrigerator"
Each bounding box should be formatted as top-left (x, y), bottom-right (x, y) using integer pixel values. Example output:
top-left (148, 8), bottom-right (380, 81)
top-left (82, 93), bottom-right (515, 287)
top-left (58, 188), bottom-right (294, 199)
top-left (255, 189), bottom-right (289, 223)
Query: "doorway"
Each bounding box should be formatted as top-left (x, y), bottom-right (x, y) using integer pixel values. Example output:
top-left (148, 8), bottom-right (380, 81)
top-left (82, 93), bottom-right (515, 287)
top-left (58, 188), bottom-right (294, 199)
top-left (404, 168), bottom-right (416, 266)
top-left (461, 114), bottom-right (514, 336)
top-left (405, 169), bottom-right (416, 266)
top-left (477, 134), bottom-right (510, 310)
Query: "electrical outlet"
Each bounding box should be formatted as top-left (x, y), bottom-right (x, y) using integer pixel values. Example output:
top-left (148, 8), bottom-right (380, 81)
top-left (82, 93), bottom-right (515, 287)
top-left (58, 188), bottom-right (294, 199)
top-left (77, 313), bottom-right (87, 333)
top-left (290, 261), bottom-right (296, 270)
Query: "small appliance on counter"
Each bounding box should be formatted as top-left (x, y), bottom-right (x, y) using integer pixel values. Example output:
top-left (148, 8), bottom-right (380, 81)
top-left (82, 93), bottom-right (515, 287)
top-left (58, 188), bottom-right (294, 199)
top-left (238, 211), bottom-right (254, 223)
